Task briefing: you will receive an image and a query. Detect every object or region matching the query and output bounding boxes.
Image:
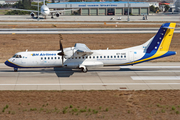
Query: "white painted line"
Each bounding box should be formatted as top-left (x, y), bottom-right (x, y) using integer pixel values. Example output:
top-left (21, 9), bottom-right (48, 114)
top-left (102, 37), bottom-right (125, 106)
top-left (121, 66), bottom-right (180, 69)
top-left (0, 83), bottom-right (180, 85)
top-left (0, 31), bottom-right (180, 34)
top-left (131, 76), bottom-right (180, 80)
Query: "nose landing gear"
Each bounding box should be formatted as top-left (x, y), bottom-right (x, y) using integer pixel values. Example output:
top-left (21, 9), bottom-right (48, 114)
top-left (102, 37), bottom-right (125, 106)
top-left (14, 68), bottom-right (18, 72)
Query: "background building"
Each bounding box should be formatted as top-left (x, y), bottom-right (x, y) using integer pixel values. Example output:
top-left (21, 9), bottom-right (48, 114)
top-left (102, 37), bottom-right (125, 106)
top-left (47, 2), bottom-right (149, 15)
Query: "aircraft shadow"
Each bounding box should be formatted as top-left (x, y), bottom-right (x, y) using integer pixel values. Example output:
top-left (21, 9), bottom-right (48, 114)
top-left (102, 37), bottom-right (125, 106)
top-left (53, 67), bottom-right (75, 77)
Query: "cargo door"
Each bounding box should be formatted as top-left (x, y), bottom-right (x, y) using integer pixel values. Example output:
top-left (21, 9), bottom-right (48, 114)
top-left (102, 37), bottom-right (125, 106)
top-left (129, 51), bottom-right (134, 63)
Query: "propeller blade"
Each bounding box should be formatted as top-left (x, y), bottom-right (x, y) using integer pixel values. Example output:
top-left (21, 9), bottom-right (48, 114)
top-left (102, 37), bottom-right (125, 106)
top-left (59, 40), bottom-right (64, 53)
top-left (62, 55), bottom-right (64, 66)
top-left (58, 34), bottom-right (64, 67)
top-left (58, 52), bottom-right (64, 56)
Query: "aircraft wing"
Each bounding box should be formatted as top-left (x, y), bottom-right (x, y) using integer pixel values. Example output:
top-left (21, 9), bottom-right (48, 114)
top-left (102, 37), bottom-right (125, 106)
top-left (10, 8), bottom-right (38, 12)
top-left (50, 9), bottom-right (79, 13)
top-left (74, 43), bottom-right (93, 57)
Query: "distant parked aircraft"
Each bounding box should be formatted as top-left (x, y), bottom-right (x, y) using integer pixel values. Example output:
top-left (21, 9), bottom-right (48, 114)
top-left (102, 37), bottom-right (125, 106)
top-left (11, 0), bottom-right (77, 19)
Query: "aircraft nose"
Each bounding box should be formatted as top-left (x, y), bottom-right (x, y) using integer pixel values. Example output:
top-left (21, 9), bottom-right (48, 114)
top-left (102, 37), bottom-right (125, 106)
top-left (4, 60), bottom-right (10, 66)
top-left (4, 60), bottom-right (13, 67)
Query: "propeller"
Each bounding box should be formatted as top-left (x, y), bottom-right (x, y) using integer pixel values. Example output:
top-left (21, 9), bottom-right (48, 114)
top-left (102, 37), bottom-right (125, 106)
top-left (57, 34), bottom-right (64, 66)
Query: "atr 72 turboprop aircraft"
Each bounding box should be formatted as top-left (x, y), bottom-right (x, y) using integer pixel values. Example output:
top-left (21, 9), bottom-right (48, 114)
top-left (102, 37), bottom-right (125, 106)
top-left (12, 0), bottom-right (76, 18)
top-left (5, 23), bottom-right (176, 72)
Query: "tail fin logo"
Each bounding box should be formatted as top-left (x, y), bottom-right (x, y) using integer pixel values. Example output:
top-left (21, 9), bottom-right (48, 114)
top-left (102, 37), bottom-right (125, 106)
top-left (146, 23), bottom-right (176, 53)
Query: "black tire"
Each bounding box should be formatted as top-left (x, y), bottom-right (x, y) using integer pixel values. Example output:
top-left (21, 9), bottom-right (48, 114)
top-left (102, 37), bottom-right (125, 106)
top-left (14, 68), bottom-right (18, 72)
top-left (81, 68), bottom-right (88, 73)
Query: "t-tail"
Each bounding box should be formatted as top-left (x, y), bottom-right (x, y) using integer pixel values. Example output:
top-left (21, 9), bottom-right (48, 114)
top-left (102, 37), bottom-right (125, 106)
top-left (130, 23), bottom-right (176, 65)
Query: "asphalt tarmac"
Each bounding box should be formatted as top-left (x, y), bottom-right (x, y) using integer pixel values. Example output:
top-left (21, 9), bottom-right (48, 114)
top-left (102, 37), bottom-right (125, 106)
top-left (0, 62), bottom-right (180, 91)
top-left (0, 15), bottom-right (180, 21)
top-left (1, 28), bottom-right (180, 34)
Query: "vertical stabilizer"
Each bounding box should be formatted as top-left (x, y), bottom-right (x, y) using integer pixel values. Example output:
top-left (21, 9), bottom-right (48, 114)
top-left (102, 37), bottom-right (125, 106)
top-left (146, 23), bottom-right (176, 53)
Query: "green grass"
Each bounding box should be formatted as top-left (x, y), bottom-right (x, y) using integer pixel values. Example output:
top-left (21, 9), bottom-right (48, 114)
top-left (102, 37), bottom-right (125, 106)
top-left (0, 10), bottom-right (8, 15)
top-left (70, 105), bottom-right (73, 108)
top-left (176, 111), bottom-right (179, 114)
top-left (172, 106), bottom-right (176, 111)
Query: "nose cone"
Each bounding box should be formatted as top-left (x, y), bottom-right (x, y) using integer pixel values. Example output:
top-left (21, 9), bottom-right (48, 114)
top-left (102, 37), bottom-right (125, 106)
top-left (45, 10), bottom-right (50, 15)
top-left (4, 60), bottom-right (11, 67)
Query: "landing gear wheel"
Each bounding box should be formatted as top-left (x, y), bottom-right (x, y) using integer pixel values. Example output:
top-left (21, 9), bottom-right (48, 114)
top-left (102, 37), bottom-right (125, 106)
top-left (14, 68), bottom-right (18, 72)
top-left (81, 67), bottom-right (88, 73)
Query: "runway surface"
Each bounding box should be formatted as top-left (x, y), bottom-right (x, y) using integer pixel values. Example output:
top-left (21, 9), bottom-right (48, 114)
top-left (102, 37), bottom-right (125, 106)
top-left (1, 28), bottom-right (180, 34)
top-left (0, 15), bottom-right (180, 21)
top-left (0, 62), bottom-right (180, 90)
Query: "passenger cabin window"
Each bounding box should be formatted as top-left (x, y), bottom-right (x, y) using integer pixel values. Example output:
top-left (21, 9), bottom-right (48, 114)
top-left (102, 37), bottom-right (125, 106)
top-left (93, 56), bottom-right (95, 59)
top-left (55, 57), bottom-right (56, 59)
top-left (58, 57), bottom-right (60, 59)
top-left (114, 56), bottom-right (116, 58)
top-left (111, 56), bottom-right (113, 58)
top-left (45, 57), bottom-right (46, 60)
top-left (41, 57), bottom-right (43, 60)
top-left (117, 56), bottom-right (119, 58)
top-left (100, 56), bottom-right (102, 58)
top-left (51, 57), bottom-right (53, 59)
top-left (104, 56), bottom-right (106, 58)
top-left (79, 57), bottom-right (81, 59)
top-left (97, 56), bottom-right (99, 59)
top-left (48, 57), bottom-right (50, 60)
top-left (107, 56), bottom-right (109, 58)
top-left (89, 56), bottom-right (91, 59)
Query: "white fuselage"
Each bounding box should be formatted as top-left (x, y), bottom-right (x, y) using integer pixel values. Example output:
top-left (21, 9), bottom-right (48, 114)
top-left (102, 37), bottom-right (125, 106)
top-left (40, 5), bottom-right (50, 16)
top-left (6, 43), bottom-right (146, 68)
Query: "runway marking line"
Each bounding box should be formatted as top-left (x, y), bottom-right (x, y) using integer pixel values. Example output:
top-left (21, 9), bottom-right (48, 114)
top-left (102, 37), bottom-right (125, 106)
top-left (1, 83), bottom-right (180, 85)
top-left (131, 76), bottom-right (180, 80)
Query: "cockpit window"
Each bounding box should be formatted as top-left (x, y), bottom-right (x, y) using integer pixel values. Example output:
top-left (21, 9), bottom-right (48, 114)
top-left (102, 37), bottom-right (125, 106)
top-left (12, 55), bottom-right (16, 58)
top-left (13, 55), bottom-right (22, 58)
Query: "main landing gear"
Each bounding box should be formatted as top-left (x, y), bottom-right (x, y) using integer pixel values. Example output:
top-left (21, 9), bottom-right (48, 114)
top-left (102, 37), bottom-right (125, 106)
top-left (51, 13), bottom-right (54, 19)
top-left (14, 68), bottom-right (18, 72)
top-left (81, 67), bottom-right (88, 73)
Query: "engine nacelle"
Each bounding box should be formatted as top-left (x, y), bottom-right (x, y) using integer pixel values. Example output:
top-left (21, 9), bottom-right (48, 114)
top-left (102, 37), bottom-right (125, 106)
top-left (30, 12), bottom-right (34, 17)
top-left (56, 13), bottom-right (60, 17)
top-left (63, 47), bottom-right (76, 58)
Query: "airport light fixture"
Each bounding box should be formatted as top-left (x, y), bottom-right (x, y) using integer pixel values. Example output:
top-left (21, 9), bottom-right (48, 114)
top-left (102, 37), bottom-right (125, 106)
top-left (38, 0), bottom-right (39, 21)
top-left (127, 0), bottom-right (130, 22)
